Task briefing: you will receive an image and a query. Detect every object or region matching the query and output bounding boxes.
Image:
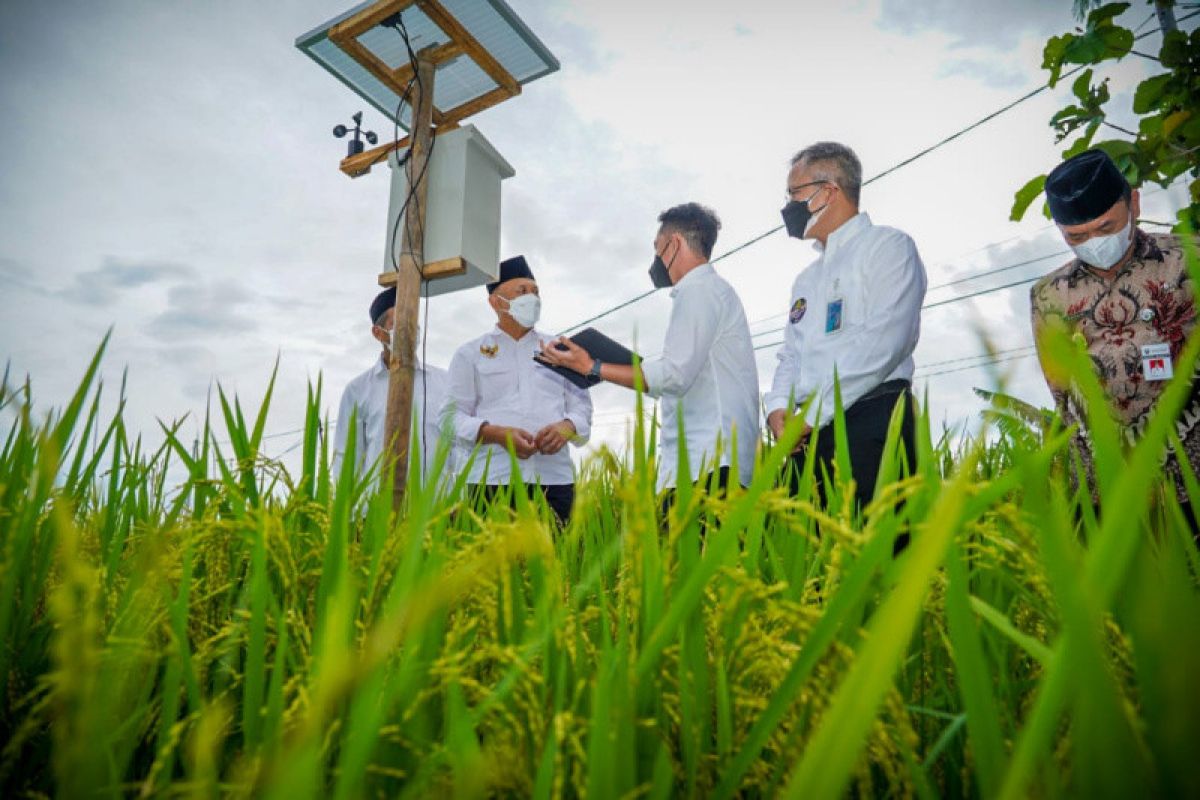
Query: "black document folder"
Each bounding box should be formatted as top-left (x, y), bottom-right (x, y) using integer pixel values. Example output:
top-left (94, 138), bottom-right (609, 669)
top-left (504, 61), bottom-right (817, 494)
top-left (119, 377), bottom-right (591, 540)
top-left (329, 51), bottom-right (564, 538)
top-left (533, 327), bottom-right (640, 390)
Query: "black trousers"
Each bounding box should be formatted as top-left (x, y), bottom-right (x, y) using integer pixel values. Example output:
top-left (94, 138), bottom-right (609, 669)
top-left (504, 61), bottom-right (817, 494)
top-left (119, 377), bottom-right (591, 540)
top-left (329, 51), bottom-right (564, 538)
top-left (468, 482), bottom-right (575, 527)
top-left (661, 466), bottom-right (734, 514)
top-left (789, 386), bottom-right (917, 514)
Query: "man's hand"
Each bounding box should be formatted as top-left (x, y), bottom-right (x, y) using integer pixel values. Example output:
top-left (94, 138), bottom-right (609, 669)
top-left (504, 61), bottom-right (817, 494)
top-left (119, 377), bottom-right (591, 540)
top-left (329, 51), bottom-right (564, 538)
top-left (767, 409), bottom-right (788, 441)
top-left (767, 409), bottom-right (811, 454)
top-left (480, 424), bottom-right (538, 459)
top-left (538, 337), bottom-right (594, 376)
top-left (535, 419), bottom-right (577, 455)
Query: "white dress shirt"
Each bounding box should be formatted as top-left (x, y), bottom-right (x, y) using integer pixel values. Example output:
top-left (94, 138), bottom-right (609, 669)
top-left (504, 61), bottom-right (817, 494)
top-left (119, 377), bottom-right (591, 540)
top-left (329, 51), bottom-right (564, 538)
top-left (641, 263), bottom-right (761, 489)
top-left (332, 355), bottom-right (454, 485)
top-left (444, 325), bottom-right (593, 486)
top-left (764, 212), bottom-right (927, 428)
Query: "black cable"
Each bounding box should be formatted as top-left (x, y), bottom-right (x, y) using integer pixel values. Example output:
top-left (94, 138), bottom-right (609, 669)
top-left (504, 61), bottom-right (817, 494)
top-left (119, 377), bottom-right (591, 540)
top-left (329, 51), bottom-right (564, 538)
top-left (922, 274), bottom-right (1040, 310)
top-left (388, 13), bottom-right (438, 476)
top-left (926, 249), bottom-right (1071, 290)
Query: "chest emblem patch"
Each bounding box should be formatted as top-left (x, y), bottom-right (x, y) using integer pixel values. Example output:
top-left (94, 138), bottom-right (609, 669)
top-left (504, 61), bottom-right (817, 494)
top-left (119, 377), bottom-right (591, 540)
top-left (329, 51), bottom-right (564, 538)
top-left (479, 344), bottom-right (499, 358)
top-left (789, 298), bottom-right (807, 324)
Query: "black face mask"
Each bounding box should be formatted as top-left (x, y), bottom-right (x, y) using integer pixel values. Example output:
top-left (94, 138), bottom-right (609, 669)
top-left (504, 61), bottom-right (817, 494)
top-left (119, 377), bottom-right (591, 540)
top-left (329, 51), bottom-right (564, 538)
top-left (780, 183), bottom-right (830, 239)
top-left (648, 240), bottom-right (677, 288)
top-left (780, 199), bottom-right (813, 239)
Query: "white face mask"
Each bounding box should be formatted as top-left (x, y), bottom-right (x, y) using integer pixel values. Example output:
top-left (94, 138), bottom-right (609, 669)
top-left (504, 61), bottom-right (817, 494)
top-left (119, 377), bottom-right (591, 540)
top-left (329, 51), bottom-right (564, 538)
top-left (378, 323), bottom-right (420, 352)
top-left (1070, 215), bottom-right (1133, 270)
top-left (501, 294), bottom-right (541, 328)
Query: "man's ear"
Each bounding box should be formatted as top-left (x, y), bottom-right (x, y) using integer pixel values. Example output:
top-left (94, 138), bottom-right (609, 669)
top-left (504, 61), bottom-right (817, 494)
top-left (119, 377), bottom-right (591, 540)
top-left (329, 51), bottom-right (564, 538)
top-left (1130, 189), bottom-right (1141, 223)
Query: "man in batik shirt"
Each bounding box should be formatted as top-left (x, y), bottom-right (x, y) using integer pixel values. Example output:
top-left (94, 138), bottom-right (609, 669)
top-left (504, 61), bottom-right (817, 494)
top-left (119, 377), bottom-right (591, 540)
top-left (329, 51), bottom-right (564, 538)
top-left (1030, 148), bottom-right (1198, 520)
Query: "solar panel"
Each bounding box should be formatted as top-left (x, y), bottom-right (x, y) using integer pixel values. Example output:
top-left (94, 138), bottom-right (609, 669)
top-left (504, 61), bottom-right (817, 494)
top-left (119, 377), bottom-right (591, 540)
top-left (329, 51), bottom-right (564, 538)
top-left (296, 0), bottom-right (559, 130)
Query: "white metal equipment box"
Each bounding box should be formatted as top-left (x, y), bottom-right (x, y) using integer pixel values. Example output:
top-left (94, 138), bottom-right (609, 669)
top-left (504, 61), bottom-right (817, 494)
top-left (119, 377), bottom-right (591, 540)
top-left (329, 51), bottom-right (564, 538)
top-left (383, 125), bottom-right (515, 297)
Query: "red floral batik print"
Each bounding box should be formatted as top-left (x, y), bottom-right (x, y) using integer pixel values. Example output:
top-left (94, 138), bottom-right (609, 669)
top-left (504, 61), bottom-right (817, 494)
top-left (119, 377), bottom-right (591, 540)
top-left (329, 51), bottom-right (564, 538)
top-left (1146, 279), bottom-right (1195, 359)
top-left (1094, 296), bottom-right (1138, 346)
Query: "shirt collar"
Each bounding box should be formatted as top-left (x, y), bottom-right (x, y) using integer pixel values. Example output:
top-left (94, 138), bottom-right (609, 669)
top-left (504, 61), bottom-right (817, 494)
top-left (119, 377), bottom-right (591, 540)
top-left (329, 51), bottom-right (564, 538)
top-left (670, 262), bottom-right (713, 297)
top-left (492, 324), bottom-right (539, 343)
top-left (813, 212), bottom-right (872, 259)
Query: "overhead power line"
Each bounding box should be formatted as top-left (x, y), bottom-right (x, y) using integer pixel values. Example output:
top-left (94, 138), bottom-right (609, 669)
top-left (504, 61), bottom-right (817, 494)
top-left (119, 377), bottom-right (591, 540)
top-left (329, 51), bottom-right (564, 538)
top-left (559, 74), bottom-right (1082, 335)
top-left (558, 14), bottom-right (1195, 337)
top-left (916, 351), bottom-right (1036, 379)
top-left (917, 344), bottom-right (1036, 371)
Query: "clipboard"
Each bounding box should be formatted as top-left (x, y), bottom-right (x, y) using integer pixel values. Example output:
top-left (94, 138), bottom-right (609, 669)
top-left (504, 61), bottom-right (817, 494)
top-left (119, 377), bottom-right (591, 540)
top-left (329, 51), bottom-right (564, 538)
top-left (533, 327), bottom-right (639, 389)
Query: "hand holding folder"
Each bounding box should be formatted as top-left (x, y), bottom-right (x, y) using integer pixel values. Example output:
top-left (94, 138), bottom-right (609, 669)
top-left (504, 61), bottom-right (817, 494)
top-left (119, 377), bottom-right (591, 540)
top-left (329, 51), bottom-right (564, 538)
top-left (533, 327), bottom-right (639, 390)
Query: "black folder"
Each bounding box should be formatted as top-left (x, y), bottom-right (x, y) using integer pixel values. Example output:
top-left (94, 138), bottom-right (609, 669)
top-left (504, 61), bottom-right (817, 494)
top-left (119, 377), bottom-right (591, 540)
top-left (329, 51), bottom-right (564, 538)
top-left (533, 327), bottom-right (640, 390)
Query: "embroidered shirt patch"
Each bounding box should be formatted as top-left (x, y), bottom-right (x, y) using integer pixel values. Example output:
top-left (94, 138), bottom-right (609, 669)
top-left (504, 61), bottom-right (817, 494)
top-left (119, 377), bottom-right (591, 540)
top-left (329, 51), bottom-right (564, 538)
top-left (479, 344), bottom-right (499, 358)
top-left (789, 298), bottom-right (807, 324)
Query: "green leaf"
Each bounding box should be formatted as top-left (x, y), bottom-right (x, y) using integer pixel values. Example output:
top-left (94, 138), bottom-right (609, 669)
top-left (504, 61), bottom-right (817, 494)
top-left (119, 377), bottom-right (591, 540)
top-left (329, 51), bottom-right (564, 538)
top-left (1132, 74), bottom-right (1172, 114)
top-left (1088, 1), bottom-right (1130, 25)
top-left (1042, 34), bottom-right (1072, 86)
top-left (1010, 174), bottom-right (1047, 221)
top-left (1159, 30), bottom-right (1189, 68)
top-left (1163, 110), bottom-right (1193, 140)
top-left (1059, 3), bottom-right (1133, 66)
top-left (1070, 68), bottom-right (1094, 103)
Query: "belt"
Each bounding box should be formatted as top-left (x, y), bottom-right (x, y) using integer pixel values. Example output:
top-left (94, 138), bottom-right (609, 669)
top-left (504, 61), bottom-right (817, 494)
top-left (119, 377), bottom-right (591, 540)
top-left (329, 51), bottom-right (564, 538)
top-left (856, 379), bottom-right (911, 405)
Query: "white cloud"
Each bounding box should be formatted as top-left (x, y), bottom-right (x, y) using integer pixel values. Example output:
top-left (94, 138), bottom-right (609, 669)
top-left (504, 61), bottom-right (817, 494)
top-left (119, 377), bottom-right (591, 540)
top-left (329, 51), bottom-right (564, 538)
top-left (0, 0), bottom-right (1189, 473)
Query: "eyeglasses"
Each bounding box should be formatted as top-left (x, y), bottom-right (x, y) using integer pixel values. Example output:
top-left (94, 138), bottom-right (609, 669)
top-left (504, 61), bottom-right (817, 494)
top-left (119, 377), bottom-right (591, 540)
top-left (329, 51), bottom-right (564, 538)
top-left (785, 179), bottom-right (831, 203)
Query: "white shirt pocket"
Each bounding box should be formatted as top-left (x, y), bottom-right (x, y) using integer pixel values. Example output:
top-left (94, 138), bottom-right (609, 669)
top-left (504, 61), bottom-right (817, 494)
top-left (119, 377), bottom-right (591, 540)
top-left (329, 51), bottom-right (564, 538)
top-left (531, 364), bottom-right (567, 410)
top-left (476, 357), bottom-right (517, 404)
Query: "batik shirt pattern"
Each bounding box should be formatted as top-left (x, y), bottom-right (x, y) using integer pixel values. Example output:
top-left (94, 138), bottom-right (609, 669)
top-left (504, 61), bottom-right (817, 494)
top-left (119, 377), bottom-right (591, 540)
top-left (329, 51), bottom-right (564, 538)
top-left (1030, 229), bottom-right (1199, 501)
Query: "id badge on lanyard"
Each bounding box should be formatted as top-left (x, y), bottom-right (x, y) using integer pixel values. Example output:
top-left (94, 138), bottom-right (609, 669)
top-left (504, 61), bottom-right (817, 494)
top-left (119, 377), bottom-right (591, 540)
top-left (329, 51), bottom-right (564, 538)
top-left (825, 298), bottom-right (844, 335)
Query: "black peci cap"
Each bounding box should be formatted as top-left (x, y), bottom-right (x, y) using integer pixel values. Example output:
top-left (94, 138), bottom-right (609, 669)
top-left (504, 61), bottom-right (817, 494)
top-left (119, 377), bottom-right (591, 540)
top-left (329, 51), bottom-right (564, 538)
top-left (485, 255), bottom-right (536, 294)
top-left (370, 287), bottom-right (395, 324)
top-left (1045, 149), bottom-right (1130, 225)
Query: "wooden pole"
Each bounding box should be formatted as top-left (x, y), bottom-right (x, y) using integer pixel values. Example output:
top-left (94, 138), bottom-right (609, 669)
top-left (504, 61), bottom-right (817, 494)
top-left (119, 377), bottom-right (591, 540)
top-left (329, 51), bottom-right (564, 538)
top-left (383, 51), bottom-right (437, 507)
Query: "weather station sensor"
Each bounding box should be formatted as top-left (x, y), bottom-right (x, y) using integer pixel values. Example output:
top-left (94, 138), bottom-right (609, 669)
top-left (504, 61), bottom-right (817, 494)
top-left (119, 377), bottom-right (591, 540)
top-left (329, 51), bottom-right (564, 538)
top-left (295, 0), bottom-right (560, 500)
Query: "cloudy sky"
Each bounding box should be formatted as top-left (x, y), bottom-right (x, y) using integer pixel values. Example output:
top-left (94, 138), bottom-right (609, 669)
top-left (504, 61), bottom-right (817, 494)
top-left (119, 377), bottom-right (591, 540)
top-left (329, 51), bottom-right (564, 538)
top-left (0, 0), bottom-right (1192, 470)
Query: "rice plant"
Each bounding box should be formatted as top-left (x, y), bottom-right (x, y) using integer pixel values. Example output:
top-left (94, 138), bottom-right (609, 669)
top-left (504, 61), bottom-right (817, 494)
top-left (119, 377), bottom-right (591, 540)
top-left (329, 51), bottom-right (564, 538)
top-left (1, 279), bottom-right (1199, 797)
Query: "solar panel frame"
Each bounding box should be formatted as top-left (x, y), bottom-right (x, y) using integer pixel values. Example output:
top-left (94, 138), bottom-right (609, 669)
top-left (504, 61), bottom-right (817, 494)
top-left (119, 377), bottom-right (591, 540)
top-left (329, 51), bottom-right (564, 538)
top-left (295, 0), bottom-right (559, 130)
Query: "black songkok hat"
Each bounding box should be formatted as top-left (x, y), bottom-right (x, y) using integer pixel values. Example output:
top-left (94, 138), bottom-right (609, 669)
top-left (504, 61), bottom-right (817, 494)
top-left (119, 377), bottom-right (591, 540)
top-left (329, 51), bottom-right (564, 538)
top-left (370, 287), bottom-right (395, 324)
top-left (486, 255), bottom-right (535, 294)
top-left (1045, 149), bottom-right (1130, 225)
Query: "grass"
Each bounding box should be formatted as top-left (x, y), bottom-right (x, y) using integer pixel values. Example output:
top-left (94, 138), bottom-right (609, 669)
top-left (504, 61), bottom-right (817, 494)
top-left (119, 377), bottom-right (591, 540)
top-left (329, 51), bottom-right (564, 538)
top-left (1, 291), bottom-right (1199, 797)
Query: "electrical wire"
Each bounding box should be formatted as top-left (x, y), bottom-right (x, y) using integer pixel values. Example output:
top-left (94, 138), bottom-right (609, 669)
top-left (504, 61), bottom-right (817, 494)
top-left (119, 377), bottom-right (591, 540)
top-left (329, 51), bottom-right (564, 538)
top-left (555, 15), bottom-right (1199, 337)
top-left (915, 350), bottom-right (1036, 379)
top-left (916, 344), bottom-right (1036, 371)
top-left (557, 72), bottom-right (1086, 335)
top-left (384, 12), bottom-right (441, 472)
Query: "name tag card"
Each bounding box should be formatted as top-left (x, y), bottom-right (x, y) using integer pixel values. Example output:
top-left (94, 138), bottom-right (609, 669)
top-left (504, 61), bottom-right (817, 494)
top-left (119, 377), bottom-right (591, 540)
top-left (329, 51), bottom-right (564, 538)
top-left (825, 298), bottom-right (844, 334)
top-left (1141, 343), bottom-right (1173, 381)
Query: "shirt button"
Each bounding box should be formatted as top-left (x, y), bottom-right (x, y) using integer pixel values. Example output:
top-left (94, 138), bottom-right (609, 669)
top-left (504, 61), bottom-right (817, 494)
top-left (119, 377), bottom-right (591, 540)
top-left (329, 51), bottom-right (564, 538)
top-left (1139, 308), bottom-right (1154, 322)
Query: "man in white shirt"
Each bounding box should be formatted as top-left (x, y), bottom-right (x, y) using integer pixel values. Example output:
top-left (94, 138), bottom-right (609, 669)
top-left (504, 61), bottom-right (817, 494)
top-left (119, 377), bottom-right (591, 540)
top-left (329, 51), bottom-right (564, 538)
top-left (539, 203), bottom-right (760, 492)
top-left (332, 287), bottom-right (455, 487)
top-left (443, 255), bottom-right (593, 525)
top-left (765, 142), bottom-right (927, 515)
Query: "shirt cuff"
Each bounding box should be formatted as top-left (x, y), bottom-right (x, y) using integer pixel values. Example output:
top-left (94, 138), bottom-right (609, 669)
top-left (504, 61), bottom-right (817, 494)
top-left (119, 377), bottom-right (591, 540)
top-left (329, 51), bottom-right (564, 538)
top-left (566, 412), bottom-right (591, 444)
top-left (639, 357), bottom-right (666, 398)
top-left (763, 393), bottom-right (790, 416)
top-left (453, 413), bottom-right (488, 446)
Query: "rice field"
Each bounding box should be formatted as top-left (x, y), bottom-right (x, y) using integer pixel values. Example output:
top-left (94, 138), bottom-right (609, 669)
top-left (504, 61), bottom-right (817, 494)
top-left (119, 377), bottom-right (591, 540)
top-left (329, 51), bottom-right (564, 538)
top-left (2, 309), bottom-right (1199, 798)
